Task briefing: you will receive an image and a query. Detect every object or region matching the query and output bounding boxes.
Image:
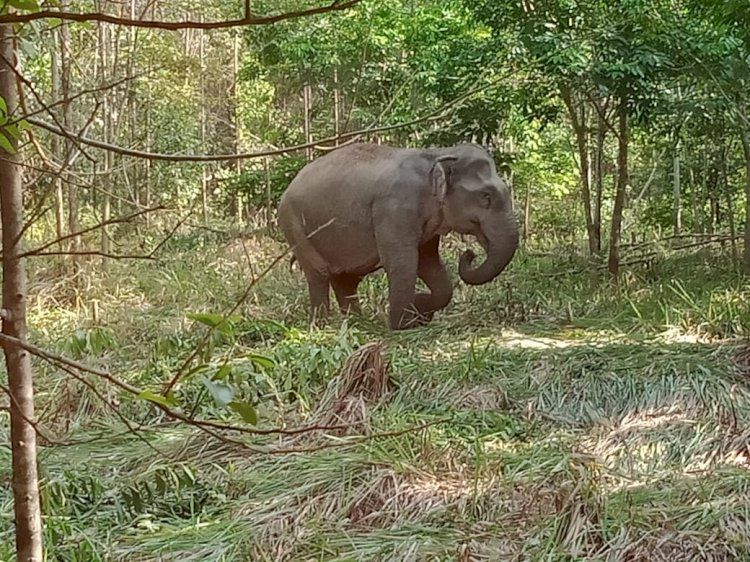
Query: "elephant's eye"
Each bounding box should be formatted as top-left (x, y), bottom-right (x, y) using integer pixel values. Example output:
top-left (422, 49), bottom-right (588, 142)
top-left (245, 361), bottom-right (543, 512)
top-left (479, 191), bottom-right (492, 209)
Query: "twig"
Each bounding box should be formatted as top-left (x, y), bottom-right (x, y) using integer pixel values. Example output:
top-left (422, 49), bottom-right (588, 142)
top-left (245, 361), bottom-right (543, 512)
top-left (0, 331), bottom-right (346, 438)
top-left (0, 0), bottom-right (364, 30)
top-left (1, 52), bottom-right (95, 164)
top-left (26, 63), bottom-right (527, 163)
top-left (162, 219), bottom-right (336, 394)
top-left (28, 250), bottom-right (156, 260)
top-left (34, 356), bottom-right (167, 458)
top-left (22, 206), bottom-right (165, 257)
top-left (0, 382), bottom-right (70, 446)
top-left (9, 73), bottom-right (147, 127)
top-left (260, 417), bottom-right (451, 455)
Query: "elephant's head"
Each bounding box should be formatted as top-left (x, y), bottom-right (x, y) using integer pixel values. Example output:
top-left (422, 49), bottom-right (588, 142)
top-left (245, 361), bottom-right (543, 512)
top-left (431, 144), bottom-right (519, 285)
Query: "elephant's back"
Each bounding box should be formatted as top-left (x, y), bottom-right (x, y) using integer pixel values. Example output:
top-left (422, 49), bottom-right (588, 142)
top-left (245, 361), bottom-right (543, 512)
top-left (279, 143), bottom-right (420, 275)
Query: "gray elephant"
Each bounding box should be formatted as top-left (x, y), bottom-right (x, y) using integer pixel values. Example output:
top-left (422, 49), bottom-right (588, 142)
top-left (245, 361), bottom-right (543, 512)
top-left (278, 142), bottom-right (519, 330)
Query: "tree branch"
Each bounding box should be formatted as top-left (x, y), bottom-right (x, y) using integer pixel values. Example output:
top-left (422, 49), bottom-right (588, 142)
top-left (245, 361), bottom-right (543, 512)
top-left (21, 206), bottom-right (165, 258)
top-left (0, 331), bottom-right (349, 438)
top-left (0, 1), bottom-right (363, 29)
top-left (26, 63), bottom-right (524, 163)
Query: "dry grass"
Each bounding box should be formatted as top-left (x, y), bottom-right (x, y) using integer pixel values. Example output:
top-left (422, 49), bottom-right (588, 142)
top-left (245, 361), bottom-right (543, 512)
top-left (2, 229), bottom-right (750, 561)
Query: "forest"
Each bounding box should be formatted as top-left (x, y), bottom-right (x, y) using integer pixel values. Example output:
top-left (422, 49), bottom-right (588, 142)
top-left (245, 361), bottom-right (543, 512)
top-left (1, 0), bottom-right (750, 560)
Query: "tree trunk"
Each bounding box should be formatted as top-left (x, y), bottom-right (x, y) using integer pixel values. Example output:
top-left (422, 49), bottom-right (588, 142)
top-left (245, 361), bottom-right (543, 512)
top-left (333, 69), bottom-right (341, 145)
top-left (199, 18), bottom-right (208, 224)
top-left (608, 99), bottom-right (629, 277)
top-left (0, 23), bottom-right (43, 561)
top-left (673, 139), bottom-right (682, 236)
top-left (265, 156), bottom-right (272, 228)
top-left (721, 143), bottom-right (739, 267)
top-left (99, 23), bottom-right (112, 255)
top-left (739, 103), bottom-right (750, 273)
top-left (593, 112), bottom-right (605, 254)
top-left (561, 88), bottom-right (596, 255)
top-left (61, 22), bottom-right (79, 263)
top-left (233, 33), bottom-right (243, 227)
top-left (523, 189), bottom-right (531, 243)
top-left (50, 40), bottom-right (64, 243)
top-left (690, 162), bottom-right (702, 235)
top-left (303, 83), bottom-right (313, 161)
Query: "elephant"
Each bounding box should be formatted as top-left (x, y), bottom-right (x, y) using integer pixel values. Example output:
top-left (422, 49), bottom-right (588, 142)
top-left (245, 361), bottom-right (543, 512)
top-left (277, 142), bottom-right (519, 330)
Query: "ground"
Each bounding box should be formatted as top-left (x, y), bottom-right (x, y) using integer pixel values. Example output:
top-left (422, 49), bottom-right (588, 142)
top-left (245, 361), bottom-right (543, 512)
top-left (1, 226), bottom-right (750, 561)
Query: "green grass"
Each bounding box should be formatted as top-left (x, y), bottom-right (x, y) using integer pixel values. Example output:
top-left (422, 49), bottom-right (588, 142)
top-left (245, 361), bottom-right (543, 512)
top-left (2, 227), bottom-right (750, 561)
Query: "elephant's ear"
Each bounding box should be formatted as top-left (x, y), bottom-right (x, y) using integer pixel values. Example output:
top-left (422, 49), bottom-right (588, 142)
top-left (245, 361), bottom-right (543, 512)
top-left (431, 155), bottom-right (457, 203)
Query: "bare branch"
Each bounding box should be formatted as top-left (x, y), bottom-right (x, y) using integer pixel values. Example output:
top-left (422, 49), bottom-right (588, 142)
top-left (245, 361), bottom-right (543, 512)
top-left (28, 250), bottom-right (156, 260)
top-left (0, 331), bottom-right (347, 438)
top-left (33, 357), bottom-right (167, 458)
top-left (25, 64), bottom-right (524, 163)
top-left (10, 72), bottom-right (146, 127)
top-left (0, 382), bottom-right (70, 446)
top-left (22, 206), bottom-right (165, 257)
top-left (0, 1), bottom-right (363, 30)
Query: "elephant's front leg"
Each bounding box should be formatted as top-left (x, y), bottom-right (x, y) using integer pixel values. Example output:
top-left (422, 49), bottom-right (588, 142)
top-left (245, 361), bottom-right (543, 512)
top-left (414, 236), bottom-right (453, 317)
top-left (382, 248), bottom-right (423, 329)
top-left (375, 242), bottom-right (421, 329)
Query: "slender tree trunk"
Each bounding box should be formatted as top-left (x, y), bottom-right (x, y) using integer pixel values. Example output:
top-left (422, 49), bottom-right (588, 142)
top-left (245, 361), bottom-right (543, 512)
top-left (739, 103), bottom-right (750, 273)
top-left (333, 68), bottom-right (341, 145)
top-left (199, 17), bottom-right (208, 224)
top-left (593, 113), bottom-right (605, 254)
top-left (673, 139), bottom-right (682, 236)
top-left (721, 143), bottom-right (739, 267)
top-left (524, 189), bottom-right (531, 243)
top-left (60, 23), bottom-right (79, 262)
top-left (99, 23), bottom-right (112, 255)
top-left (233, 33), bottom-right (243, 227)
top-left (0, 24), bottom-right (43, 561)
top-left (265, 156), bottom-right (272, 228)
top-left (303, 83), bottom-right (313, 161)
top-left (608, 99), bottom-right (629, 277)
top-left (50, 42), bottom-right (65, 243)
top-left (691, 164), bottom-right (701, 235)
top-left (561, 88), bottom-right (596, 255)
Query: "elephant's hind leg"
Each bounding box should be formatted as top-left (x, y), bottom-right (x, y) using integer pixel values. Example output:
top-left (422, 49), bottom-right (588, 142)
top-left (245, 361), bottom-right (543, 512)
top-left (332, 274), bottom-right (362, 314)
top-left (301, 266), bottom-right (331, 321)
top-left (414, 237), bottom-right (453, 317)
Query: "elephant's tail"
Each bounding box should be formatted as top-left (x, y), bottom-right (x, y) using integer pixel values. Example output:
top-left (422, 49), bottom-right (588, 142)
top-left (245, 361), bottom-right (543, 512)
top-left (280, 213), bottom-right (332, 277)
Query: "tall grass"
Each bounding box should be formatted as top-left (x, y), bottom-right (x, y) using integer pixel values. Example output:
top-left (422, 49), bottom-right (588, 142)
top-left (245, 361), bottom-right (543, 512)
top-left (1, 226), bottom-right (749, 560)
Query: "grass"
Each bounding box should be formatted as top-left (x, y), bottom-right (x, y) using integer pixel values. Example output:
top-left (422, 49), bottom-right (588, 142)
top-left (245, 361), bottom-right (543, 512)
top-left (2, 224), bottom-right (750, 561)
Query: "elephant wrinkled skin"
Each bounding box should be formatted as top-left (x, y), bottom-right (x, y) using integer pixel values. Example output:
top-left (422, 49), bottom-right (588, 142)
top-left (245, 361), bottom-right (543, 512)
top-left (278, 142), bottom-right (519, 330)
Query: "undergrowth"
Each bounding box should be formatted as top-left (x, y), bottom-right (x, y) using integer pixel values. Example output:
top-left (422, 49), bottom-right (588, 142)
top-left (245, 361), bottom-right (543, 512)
top-left (1, 226), bottom-right (749, 561)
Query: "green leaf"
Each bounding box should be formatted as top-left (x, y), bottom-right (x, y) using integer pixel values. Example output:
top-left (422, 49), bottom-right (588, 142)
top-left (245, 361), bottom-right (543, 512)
top-left (187, 312), bottom-right (225, 328)
top-left (200, 376), bottom-right (234, 406)
top-left (0, 97), bottom-right (7, 117)
top-left (5, 123), bottom-right (22, 141)
top-left (229, 401), bottom-right (257, 425)
top-left (247, 353), bottom-right (275, 370)
top-left (8, 0), bottom-right (40, 12)
top-left (0, 132), bottom-right (15, 154)
top-left (137, 390), bottom-right (178, 408)
top-left (215, 364), bottom-right (232, 380)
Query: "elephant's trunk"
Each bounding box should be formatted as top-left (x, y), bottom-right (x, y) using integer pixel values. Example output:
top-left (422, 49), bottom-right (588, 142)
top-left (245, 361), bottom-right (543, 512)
top-left (458, 213), bottom-right (519, 285)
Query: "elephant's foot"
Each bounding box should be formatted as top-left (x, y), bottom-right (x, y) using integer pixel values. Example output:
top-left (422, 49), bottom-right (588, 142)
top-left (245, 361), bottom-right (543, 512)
top-left (390, 307), bottom-right (434, 330)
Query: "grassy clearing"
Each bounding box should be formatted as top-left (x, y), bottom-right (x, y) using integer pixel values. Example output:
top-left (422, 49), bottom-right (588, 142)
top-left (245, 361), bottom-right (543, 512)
top-left (2, 227), bottom-right (750, 561)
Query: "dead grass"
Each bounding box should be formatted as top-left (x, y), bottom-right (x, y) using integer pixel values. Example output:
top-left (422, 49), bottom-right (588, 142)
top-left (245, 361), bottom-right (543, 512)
top-left (4, 231), bottom-right (750, 561)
